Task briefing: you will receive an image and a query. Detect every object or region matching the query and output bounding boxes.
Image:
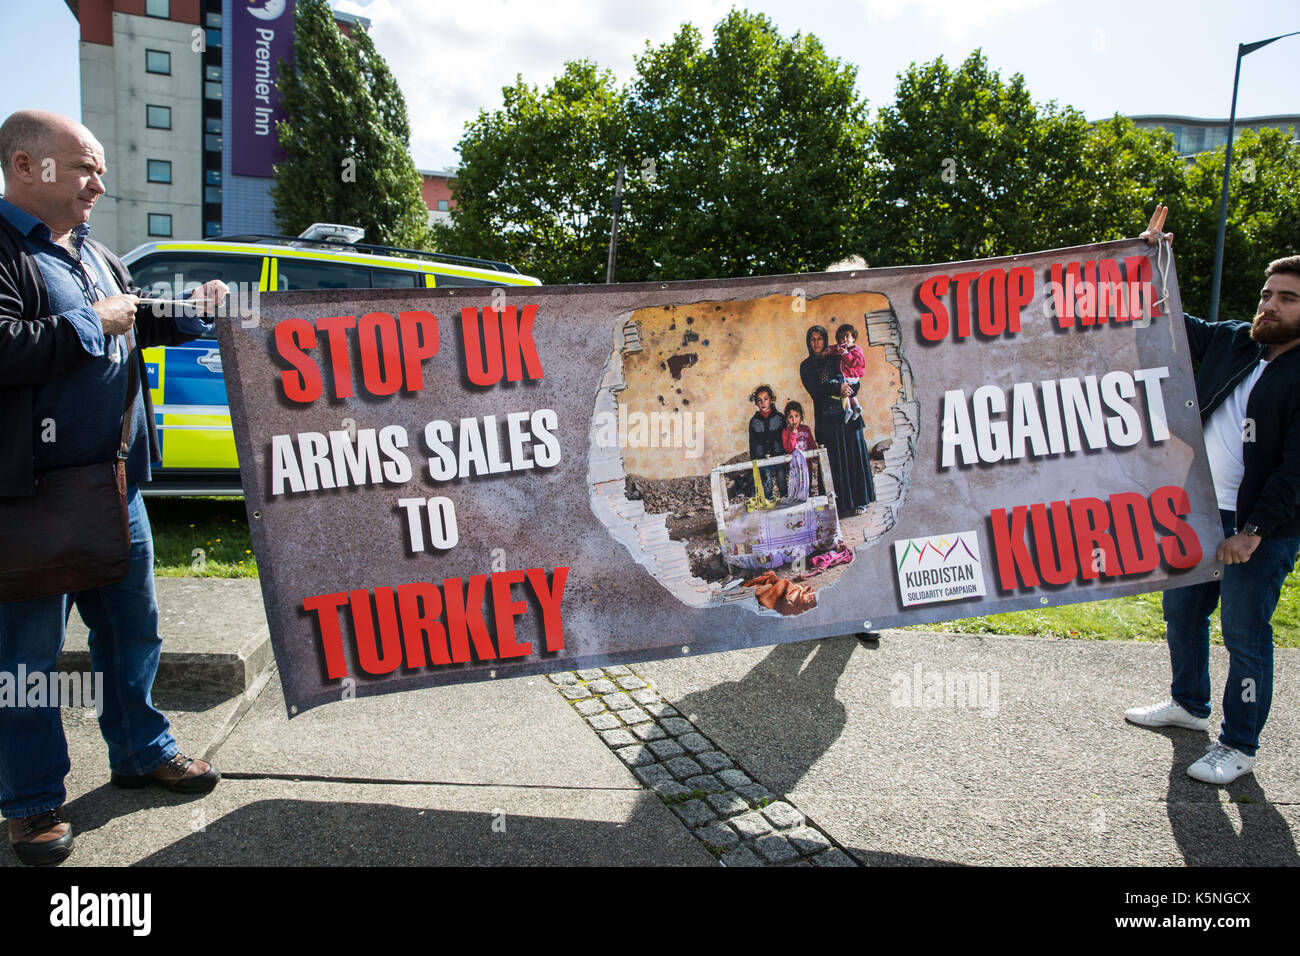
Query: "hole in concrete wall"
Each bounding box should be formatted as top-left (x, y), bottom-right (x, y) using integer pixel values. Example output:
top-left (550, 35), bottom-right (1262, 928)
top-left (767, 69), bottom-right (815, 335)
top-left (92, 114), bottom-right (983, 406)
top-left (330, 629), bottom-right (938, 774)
top-left (588, 291), bottom-right (917, 616)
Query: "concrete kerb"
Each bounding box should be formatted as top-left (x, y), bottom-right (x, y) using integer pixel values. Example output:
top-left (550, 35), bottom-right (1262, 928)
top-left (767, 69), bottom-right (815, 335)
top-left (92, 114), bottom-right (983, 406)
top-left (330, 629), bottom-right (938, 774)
top-left (58, 578), bottom-right (273, 697)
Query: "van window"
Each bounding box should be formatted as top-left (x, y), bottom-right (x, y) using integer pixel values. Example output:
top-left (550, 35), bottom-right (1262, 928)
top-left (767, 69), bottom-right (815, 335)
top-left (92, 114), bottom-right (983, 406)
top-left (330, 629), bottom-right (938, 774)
top-left (129, 253), bottom-right (264, 340)
top-left (130, 253), bottom-right (263, 298)
top-left (275, 258), bottom-right (372, 290)
top-left (430, 273), bottom-right (507, 288)
top-left (371, 268), bottom-right (420, 288)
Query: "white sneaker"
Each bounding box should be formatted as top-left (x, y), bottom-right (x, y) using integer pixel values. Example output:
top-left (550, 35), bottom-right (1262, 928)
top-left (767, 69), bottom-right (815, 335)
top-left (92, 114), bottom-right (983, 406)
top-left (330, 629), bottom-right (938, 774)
top-left (1187, 743), bottom-right (1255, 784)
top-left (1124, 697), bottom-right (1208, 730)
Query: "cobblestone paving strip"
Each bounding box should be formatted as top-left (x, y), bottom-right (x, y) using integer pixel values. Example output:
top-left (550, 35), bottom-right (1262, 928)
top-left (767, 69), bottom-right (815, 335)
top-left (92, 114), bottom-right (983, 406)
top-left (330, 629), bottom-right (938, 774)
top-left (550, 666), bottom-right (857, 867)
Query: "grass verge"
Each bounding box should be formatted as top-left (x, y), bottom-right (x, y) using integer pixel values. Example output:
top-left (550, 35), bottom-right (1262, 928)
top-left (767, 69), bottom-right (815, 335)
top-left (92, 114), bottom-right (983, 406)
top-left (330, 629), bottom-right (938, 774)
top-left (908, 560), bottom-right (1300, 648)
top-left (148, 496), bottom-right (257, 578)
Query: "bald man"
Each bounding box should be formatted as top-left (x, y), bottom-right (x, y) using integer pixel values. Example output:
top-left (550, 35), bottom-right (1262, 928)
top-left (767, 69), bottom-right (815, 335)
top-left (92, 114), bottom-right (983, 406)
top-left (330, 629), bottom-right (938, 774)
top-left (0, 111), bottom-right (227, 865)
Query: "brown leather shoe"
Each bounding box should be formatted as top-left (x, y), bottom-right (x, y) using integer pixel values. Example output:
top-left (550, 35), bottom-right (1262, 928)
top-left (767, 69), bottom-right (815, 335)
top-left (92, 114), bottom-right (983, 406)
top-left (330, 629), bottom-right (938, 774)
top-left (110, 753), bottom-right (220, 794)
top-left (8, 808), bottom-right (73, 866)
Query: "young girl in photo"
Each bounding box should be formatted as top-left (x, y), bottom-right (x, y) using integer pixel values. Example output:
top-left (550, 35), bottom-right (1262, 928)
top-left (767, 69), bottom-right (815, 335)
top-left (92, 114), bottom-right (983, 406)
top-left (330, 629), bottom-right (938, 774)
top-left (781, 401), bottom-right (815, 503)
top-left (832, 323), bottom-right (866, 423)
top-left (747, 384), bottom-right (787, 500)
top-left (781, 401), bottom-right (815, 454)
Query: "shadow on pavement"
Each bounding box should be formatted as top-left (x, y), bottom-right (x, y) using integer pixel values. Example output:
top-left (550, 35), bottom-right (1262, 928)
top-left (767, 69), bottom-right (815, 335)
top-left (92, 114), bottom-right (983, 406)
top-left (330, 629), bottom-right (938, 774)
top-left (129, 797), bottom-right (698, 866)
top-left (1165, 733), bottom-right (1299, 866)
top-left (674, 635), bottom-right (858, 796)
top-left (843, 847), bottom-right (964, 866)
top-left (63, 784), bottom-right (210, 839)
top-left (0, 785), bottom-right (212, 869)
top-left (0, 793), bottom-right (711, 867)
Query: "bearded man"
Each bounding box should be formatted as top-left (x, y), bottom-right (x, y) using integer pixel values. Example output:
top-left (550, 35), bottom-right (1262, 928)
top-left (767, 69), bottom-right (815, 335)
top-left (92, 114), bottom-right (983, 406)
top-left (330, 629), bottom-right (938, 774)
top-left (1126, 205), bottom-right (1300, 784)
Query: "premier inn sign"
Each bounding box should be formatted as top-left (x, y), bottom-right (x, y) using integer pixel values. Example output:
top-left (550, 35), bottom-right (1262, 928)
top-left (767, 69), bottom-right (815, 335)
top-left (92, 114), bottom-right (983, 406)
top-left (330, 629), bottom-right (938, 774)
top-left (231, 0), bottom-right (296, 177)
top-left (217, 240), bottom-right (1222, 715)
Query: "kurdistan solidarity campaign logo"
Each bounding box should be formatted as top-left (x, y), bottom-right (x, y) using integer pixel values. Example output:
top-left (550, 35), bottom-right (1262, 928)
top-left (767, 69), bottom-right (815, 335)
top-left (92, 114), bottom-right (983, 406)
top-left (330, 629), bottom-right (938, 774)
top-left (248, 0), bottom-right (287, 20)
top-left (893, 530), bottom-right (988, 607)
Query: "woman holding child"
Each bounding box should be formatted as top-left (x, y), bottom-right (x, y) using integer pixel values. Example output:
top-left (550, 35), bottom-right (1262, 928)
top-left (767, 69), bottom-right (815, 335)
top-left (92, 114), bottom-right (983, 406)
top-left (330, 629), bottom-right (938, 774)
top-left (798, 324), bottom-right (875, 516)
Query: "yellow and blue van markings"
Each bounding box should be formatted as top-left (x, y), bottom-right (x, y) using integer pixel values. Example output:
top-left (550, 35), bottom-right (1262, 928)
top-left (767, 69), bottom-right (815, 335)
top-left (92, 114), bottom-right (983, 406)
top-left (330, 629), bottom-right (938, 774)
top-left (146, 241), bottom-right (538, 285)
top-left (130, 241), bottom-right (538, 480)
top-left (146, 341), bottom-right (237, 471)
top-left (144, 348), bottom-right (165, 460)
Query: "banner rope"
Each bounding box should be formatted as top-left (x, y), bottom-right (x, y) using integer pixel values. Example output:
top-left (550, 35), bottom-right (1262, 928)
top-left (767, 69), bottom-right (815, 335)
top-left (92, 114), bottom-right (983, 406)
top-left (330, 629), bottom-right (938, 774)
top-left (1151, 236), bottom-right (1173, 317)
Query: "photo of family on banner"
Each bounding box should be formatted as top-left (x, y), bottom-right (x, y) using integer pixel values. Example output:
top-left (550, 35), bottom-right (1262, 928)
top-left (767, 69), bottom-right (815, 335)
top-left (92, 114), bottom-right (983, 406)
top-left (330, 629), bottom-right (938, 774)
top-left (709, 319), bottom-right (881, 616)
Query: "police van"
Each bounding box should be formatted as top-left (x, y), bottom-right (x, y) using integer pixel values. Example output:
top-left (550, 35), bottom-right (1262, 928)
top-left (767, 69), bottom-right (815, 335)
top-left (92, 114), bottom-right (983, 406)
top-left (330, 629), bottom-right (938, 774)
top-left (123, 224), bottom-right (540, 495)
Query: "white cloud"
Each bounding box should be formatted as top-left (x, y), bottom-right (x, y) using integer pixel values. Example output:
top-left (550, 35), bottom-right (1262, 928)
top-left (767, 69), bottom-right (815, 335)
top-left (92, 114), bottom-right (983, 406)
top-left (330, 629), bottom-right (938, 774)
top-left (859, 0), bottom-right (1050, 43)
top-left (333, 0), bottom-right (731, 170)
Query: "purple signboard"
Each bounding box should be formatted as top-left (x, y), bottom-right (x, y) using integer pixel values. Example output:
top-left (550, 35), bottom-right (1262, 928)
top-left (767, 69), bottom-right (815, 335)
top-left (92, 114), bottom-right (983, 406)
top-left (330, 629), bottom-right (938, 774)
top-left (231, 0), bottom-right (297, 177)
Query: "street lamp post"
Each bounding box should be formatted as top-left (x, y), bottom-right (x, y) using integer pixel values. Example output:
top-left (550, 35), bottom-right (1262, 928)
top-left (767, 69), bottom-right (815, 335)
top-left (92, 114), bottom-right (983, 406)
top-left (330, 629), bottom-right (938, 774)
top-left (1208, 29), bottom-right (1300, 322)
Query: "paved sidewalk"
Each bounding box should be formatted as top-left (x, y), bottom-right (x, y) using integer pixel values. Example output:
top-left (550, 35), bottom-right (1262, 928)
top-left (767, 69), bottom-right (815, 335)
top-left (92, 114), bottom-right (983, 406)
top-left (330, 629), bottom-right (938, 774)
top-left (3, 669), bottom-right (710, 866)
top-left (638, 633), bottom-right (1300, 866)
top-left (5, 580), bottom-right (1297, 866)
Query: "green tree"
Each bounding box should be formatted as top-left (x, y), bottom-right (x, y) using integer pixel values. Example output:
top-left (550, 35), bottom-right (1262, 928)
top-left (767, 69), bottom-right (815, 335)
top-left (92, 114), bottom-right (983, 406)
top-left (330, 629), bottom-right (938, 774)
top-left (437, 11), bottom-right (873, 283)
top-left (867, 52), bottom-right (1184, 266)
top-left (431, 61), bottom-right (627, 285)
top-left (626, 11), bottom-right (872, 280)
top-left (272, 0), bottom-right (429, 248)
top-left (1173, 126), bottom-right (1300, 320)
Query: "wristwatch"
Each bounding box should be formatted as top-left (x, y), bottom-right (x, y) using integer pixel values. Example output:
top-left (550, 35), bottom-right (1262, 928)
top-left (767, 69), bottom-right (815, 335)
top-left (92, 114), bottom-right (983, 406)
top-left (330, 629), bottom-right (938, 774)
top-left (1241, 523), bottom-right (1261, 537)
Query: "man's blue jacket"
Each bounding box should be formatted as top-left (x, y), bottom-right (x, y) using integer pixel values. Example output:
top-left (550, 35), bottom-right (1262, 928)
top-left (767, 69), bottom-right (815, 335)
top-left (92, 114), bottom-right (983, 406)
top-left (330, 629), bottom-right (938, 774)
top-left (0, 213), bottom-right (200, 496)
top-left (1184, 313), bottom-right (1300, 538)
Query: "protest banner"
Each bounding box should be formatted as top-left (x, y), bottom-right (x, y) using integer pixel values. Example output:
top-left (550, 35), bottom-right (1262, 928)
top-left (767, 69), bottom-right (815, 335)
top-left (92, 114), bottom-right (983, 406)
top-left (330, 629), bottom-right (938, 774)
top-left (217, 238), bottom-right (1221, 715)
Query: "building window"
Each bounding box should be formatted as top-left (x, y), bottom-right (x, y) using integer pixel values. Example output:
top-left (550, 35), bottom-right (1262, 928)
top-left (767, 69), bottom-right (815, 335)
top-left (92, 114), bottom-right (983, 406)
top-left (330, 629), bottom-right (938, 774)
top-left (205, 12), bottom-right (222, 28)
top-left (205, 169), bottom-right (222, 186)
top-left (146, 105), bottom-right (171, 129)
top-left (204, 134), bottom-right (222, 153)
top-left (205, 117), bottom-right (222, 134)
top-left (145, 50), bottom-right (171, 75)
top-left (205, 65), bottom-right (222, 83)
top-left (146, 0), bottom-right (169, 18)
top-left (206, 28), bottom-right (222, 48)
top-left (204, 81), bottom-right (222, 101)
top-left (148, 214), bottom-right (173, 237)
top-left (146, 160), bottom-right (172, 184)
top-left (437, 200), bottom-right (449, 211)
top-left (205, 185), bottom-right (222, 204)
top-left (205, 221), bottom-right (222, 238)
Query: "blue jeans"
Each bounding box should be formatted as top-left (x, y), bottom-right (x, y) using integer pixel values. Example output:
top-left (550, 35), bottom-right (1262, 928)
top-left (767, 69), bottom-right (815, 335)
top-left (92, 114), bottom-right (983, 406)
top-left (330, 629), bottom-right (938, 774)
top-left (1163, 510), bottom-right (1300, 757)
top-left (0, 486), bottom-right (177, 818)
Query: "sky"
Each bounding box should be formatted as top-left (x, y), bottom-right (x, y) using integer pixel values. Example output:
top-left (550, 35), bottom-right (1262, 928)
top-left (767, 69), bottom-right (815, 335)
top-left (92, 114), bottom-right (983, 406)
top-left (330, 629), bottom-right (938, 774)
top-left (1, 0), bottom-right (1296, 172)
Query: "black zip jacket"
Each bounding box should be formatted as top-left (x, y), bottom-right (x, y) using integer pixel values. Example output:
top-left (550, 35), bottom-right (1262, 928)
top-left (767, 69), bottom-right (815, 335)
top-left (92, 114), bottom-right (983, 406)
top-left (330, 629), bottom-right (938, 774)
top-left (748, 408), bottom-right (786, 463)
top-left (0, 213), bottom-right (199, 496)
top-left (1184, 313), bottom-right (1300, 538)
